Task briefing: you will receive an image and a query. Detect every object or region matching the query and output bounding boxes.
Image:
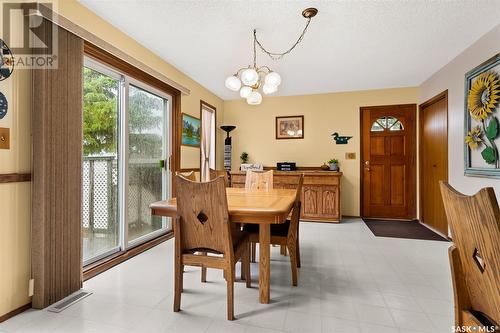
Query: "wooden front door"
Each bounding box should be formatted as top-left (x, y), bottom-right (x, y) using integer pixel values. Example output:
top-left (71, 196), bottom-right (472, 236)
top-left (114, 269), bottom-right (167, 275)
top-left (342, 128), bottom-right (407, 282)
top-left (361, 104), bottom-right (416, 219)
top-left (420, 91), bottom-right (448, 235)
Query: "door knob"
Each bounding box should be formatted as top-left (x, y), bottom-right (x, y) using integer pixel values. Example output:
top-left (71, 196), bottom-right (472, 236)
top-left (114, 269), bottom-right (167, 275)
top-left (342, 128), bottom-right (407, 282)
top-left (364, 160), bottom-right (370, 171)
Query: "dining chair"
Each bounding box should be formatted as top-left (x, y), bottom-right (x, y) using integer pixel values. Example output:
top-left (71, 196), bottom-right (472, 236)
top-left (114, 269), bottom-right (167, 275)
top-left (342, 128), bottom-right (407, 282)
top-left (244, 174), bottom-right (304, 286)
top-left (210, 168), bottom-right (230, 187)
top-left (440, 181), bottom-right (499, 329)
top-left (245, 170), bottom-right (273, 190)
top-left (175, 170), bottom-right (197, 182)
top-left (174, 175), bottom-right (251, 320)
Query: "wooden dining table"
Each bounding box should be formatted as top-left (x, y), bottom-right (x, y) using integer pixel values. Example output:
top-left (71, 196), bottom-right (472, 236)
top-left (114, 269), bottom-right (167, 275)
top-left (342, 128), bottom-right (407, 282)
top-left (150, 187), bottom-right (296, 304)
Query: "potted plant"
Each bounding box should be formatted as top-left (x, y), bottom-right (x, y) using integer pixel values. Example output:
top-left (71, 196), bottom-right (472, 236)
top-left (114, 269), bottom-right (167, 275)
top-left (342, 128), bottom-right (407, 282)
top-left (327, 158), bottom-right (339, 171)
top-left (240, 152), bottom-right (249, 164)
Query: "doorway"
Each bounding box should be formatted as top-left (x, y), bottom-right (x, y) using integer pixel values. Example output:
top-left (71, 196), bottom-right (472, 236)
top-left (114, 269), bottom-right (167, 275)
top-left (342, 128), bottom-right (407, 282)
top-left (360, 104), bottom-right (417, 219)
top-left (419, 91), bottom-right (448, 235)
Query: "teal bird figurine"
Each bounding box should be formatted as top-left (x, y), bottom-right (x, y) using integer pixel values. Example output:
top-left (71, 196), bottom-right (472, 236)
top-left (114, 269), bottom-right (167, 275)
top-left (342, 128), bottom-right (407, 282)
top-left (331, 132), bottom-right (352, 144)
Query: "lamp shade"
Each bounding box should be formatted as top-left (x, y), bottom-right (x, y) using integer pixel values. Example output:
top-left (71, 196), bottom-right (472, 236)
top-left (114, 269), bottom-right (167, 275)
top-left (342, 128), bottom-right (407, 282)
top-left (225, 75), bottom-right (241, 91)
top-left (265, 71), bottom-right (281, 87)
top-left (241, 68), bottom-right (259, 86)
top-left (263, 83), bottom-right (277, 95)
top-left (246, 91), bottom-right (262, 105)
top-left (239, 86), bottom-right (252, 98)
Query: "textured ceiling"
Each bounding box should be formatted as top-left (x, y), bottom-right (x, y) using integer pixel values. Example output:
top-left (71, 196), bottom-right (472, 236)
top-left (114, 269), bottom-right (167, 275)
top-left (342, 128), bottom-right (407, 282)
top-left (79, 0), bottom-right (500, 100)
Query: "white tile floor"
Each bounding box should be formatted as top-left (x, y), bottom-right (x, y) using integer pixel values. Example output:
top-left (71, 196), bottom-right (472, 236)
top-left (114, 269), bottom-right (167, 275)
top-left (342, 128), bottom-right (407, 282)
top-left (0, 219), bottom-right (454, 333)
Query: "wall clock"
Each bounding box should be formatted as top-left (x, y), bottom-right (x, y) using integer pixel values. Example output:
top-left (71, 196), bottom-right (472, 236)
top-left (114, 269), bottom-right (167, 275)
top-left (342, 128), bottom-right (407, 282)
top-left (0, 39), bottom-right (14, 81)
top-left (0, 92), bottom-right (7, 120)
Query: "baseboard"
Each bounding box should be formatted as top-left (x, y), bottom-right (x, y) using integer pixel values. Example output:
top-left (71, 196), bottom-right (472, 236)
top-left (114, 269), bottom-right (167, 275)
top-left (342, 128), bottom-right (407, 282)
top-left (417, 220), bottom-right (452, 241)
top-left (0, 303), bottom-right (31, 323)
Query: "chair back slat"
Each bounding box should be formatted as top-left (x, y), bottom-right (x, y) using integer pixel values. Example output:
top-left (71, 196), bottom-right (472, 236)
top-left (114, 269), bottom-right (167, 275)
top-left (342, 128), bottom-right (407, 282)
top-left (210, 169), bottom-right (229, 187)
top-left (176, 175), bottom-right (233, 256)
top-left (288, 174), bottom-right (304, 239)
top-left (245, 170), bottom-right (273, 190)
top-left (440, 181), bottom-right (500, 325)
top-left (176, 171), bottom-right (197, 182)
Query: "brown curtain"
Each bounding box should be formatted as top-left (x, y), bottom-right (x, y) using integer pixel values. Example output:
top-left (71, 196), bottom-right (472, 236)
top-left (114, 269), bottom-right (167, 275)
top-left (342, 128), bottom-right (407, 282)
top-left (31, 19), bottom-right (83, 309)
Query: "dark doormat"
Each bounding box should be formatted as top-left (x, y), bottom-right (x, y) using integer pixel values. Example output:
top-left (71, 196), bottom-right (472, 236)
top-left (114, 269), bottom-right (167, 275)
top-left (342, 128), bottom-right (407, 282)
top-left (363, 219), bottom-right (449, 242)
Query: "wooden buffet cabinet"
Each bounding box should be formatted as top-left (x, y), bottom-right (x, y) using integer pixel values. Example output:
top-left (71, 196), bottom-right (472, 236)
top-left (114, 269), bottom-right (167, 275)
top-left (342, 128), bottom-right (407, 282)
top-left (230, 170), bottom-right (342, 222)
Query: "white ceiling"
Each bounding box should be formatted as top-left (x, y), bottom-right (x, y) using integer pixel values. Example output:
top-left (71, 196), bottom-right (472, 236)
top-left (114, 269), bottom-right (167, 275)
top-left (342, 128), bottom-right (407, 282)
top-left (79, 0), bottom-right (500, 100)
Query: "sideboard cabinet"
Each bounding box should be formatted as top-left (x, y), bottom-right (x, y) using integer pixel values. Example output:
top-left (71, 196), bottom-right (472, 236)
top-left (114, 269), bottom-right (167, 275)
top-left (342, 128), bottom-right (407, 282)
top-left (230, 170), bottom-right (342, 222)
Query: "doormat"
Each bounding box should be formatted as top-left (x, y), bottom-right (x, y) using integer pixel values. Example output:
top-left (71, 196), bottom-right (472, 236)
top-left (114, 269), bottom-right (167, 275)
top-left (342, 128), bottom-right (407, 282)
top-left (363, 219), bottom-right (449, 242)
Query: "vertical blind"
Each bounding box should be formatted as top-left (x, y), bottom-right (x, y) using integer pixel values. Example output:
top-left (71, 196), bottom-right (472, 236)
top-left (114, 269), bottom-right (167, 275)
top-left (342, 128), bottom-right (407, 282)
top-left (31, 19), bottom-right (83, 309)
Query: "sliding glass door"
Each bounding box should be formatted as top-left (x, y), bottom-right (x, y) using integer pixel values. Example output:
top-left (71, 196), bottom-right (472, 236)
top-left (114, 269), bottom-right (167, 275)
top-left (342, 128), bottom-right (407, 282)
top-left (127, 83), bottom-right (170, 244)
top-left (83, 58), bottom-right (171, 265)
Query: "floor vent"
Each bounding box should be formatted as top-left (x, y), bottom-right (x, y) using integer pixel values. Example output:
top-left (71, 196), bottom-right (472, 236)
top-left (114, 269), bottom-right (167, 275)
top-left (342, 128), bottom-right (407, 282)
top-left (47, 290), bottom-right (92, 313)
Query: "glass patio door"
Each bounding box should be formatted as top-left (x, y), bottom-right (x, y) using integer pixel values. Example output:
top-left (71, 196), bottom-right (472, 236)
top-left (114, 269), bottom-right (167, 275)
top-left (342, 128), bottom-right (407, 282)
top-left (126, 82), bottom-right (170, 245)
top-left (83, 57), bottom-right (171, 266)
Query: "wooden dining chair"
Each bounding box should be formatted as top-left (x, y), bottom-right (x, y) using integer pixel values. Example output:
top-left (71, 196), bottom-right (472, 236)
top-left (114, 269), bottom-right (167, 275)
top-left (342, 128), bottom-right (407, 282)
top-left (440, 182), bottom-right (499, 329)
top-left (174, 175), bottom-right (251, 320)
top-left (245, 170), bottom-right (273, 190)
top-left (210, 168), bottom-right (229, 187)
top-left (175, 170), bottom-right (197, 182)
top-left (244, 174), bottom-right (304, 286)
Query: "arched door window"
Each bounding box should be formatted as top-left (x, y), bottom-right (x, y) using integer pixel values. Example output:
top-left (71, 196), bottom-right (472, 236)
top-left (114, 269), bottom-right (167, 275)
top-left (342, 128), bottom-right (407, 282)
top-left (370, 116), bottom-right (404, 132)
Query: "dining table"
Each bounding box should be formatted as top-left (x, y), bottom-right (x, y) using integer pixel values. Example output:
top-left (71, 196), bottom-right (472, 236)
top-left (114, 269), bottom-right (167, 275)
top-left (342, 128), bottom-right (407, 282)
top-left (150, 187), bottom-right (296, 304)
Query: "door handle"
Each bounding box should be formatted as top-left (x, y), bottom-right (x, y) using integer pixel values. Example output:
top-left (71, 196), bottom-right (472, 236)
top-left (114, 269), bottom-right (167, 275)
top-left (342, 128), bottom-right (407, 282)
top-left (364, 160), bottom-right (370, 171)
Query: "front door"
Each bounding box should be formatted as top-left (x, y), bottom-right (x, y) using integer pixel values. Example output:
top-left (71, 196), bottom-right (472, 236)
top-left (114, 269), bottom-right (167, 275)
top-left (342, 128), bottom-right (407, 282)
top-left (361, 104), bottom-right (416, 219)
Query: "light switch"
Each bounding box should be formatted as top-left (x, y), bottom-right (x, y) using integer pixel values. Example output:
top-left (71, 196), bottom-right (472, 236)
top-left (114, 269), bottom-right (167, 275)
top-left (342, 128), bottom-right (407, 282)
top-left (345, 152), bottom-right (356, 160)
top-left (0, 127), bottom-right (10, 149)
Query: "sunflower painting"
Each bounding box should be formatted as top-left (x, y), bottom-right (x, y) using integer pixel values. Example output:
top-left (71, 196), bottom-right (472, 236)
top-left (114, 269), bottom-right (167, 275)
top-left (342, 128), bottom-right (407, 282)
top-left (464, 53), bottom-right (500, 178)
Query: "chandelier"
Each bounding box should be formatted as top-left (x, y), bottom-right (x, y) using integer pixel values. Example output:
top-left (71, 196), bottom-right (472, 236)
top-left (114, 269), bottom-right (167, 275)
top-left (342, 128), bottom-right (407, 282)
top-left (225, 7), bottom-right (318, 105)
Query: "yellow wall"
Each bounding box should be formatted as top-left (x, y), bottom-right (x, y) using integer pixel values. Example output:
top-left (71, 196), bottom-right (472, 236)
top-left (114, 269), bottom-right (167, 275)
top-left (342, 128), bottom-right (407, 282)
top-left (0, 64), bottom-right (32, 317)
top-left (223, 87), bottom-right (419, 216)
top-left (0, 0), bottom-right (223, 317)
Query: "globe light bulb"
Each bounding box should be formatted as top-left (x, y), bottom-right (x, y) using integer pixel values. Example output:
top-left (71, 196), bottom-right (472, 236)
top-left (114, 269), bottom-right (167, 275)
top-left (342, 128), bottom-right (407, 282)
top-left (241, 68), bottom-right (259, 86)
top-left (265, 71), bottom-right (281, 87)
top-left (246, 91), bottom-right (262, 105)
top-left (225, 75), bottom-right (241, 91)
top-left (263, 83), bottom-right (278, 95)
top-left (240, 86), bottom-right (252, 98)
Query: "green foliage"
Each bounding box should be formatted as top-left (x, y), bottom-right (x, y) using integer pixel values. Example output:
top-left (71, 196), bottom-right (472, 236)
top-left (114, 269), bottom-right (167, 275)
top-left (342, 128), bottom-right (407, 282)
top-left (481, 146), bottom-right (497, 164)
top-left (486, 116), bottom-right (499, 140)
top-left (240, 152), bottom-right (249, 163)
top-left (83, 68), bottom-right (163, 158)
top-left (83, 67), bottom-right (118, 156)
top-left (328, 158), bottom-right (339, 164)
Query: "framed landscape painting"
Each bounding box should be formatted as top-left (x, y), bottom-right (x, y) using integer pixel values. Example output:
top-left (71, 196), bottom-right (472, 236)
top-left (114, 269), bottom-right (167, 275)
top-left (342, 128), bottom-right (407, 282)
top-left (276, 115), bottom-right (304, 139)
top-left (181, 113), bottom-right (201, 147)
top-left (464, 53), bottom-right (500, 178)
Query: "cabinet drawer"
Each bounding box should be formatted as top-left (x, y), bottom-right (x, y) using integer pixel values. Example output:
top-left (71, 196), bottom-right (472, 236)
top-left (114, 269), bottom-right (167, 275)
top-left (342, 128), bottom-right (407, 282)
top-left (304, 176), bottom-right (339, 186)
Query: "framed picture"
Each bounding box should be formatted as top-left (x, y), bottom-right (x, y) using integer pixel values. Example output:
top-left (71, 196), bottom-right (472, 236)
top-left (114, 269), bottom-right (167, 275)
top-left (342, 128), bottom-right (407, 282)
top-left (181, 113), bottom-right (201, 147)
top-left (464, 53), bottom-right (500, 178)
top-left (276, 115), bottom-right (304, 139)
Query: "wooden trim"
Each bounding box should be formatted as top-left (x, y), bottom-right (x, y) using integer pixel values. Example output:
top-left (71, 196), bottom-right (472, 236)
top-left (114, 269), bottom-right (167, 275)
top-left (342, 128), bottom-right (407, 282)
top-left (83, 232), bottom-right (173, 281)
top-left (0, 303), bottom-right (31, 323)
top-left (84, 41), bottom-right (180, 97)
top-left (419, 90), bottom-right (449, 222)
top-left (0, 173), bottom-right (31, 183)
top-left (200, 100), bottom-right (217, 170)
top-left (178, 168), bottom-right (200, 172)
top-left (276, 115), bottom-right (305, 139)
top-left (359, 103), bottom-right (418, 219)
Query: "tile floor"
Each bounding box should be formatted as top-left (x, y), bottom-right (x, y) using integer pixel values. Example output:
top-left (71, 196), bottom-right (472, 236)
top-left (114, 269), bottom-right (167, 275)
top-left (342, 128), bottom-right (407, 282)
top-left (0, 219), bottom-right (454, 333)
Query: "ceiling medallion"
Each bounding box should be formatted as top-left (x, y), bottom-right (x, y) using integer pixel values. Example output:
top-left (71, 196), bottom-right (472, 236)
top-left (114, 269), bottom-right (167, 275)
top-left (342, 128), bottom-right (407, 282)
top-left (225, 8), bottom-right (318, 105)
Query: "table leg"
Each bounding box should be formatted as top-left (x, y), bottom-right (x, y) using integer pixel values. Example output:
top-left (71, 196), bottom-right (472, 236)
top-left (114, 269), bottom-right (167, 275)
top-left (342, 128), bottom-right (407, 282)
top-left (259, 224), bottom-right (270, 304)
